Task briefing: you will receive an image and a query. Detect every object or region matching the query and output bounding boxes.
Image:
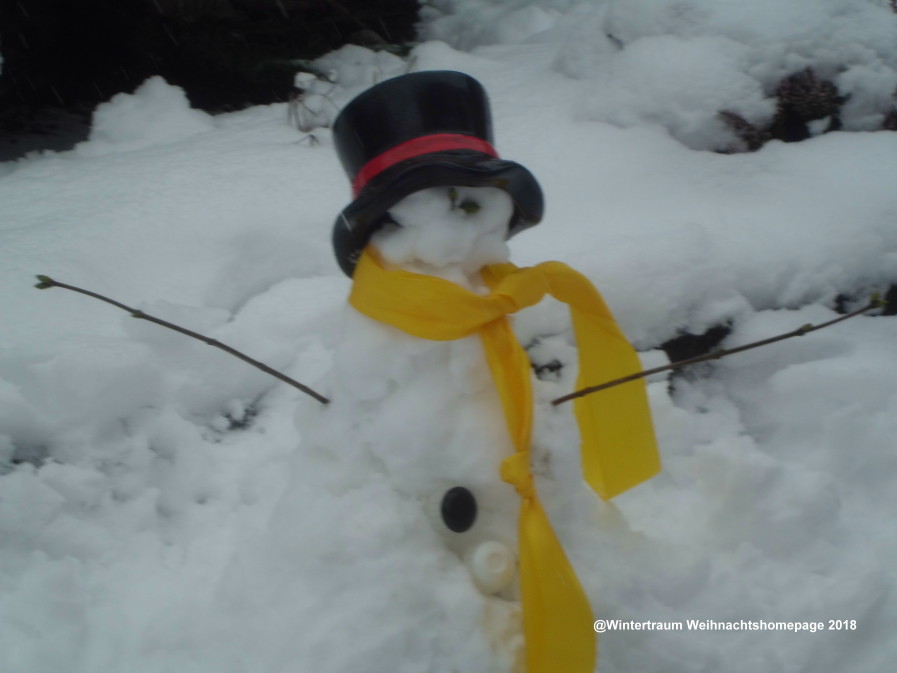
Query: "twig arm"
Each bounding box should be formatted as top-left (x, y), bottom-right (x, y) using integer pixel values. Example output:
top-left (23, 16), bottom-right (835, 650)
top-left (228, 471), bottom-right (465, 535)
top-left (35, 275), bottom-right (330, 405)
top-left (552, 298), bottom-right (884, 406)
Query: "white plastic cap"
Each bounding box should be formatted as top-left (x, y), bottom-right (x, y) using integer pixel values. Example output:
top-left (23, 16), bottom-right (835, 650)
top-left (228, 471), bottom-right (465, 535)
top-left (466, 540), bottom-right (516, 595)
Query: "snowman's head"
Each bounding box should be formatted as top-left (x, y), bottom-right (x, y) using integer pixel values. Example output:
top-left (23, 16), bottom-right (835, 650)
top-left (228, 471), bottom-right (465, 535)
top-left (370, 185), bottom-right (514, 281)
top-left (331, 71), bottom-right (543, 277)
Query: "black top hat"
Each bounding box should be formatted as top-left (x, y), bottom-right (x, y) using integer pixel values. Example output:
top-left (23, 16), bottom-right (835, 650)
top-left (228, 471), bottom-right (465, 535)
top-left (331, 70), bottom-right (544, 276)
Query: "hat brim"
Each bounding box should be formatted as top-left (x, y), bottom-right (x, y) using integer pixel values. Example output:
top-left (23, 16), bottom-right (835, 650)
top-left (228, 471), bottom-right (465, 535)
top-left (333, 152), bottom-right (543, 276)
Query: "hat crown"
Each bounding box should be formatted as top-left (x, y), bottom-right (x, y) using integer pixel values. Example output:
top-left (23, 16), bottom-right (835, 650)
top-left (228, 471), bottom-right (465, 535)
top-left (333, 71), bottom-right (494, 180)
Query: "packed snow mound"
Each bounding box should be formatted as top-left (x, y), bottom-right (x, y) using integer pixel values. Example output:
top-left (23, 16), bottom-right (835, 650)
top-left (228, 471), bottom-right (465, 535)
top-left (81, 76), bottom-right (216, 155)
top-left (313, 44), bottom-right (408, 90)
top-left (423, 0), bottom-right (897, 150)
top-left (374, 186), bottom-right (513, 277)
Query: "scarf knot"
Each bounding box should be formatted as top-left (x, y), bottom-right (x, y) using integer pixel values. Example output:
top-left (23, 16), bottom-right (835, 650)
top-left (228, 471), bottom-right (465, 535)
top-left (501, 452), bottom-right (535, 499)
top-left (489, 263), bottom-right (553, 313)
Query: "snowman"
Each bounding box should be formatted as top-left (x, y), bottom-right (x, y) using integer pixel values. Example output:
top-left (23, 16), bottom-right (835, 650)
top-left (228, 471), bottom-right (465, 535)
top-left (303, 71), bottom-right (660, 673)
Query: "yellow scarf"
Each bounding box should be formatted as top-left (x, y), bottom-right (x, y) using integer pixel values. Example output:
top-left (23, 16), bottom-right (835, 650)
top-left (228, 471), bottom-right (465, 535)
top-left (349, 248), bottom-right (660, 673)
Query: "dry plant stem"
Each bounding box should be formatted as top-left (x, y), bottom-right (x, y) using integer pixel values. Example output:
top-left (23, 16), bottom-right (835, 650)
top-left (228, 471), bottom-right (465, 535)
top-left (35, 276), bottom-right (331, 405)
top-left (552, 300), bottom-right (882, 406)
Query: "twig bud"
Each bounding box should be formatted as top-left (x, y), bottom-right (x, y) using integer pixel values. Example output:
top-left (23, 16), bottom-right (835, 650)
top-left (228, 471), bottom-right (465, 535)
top-left (34, 275), bottom-right (55, 290)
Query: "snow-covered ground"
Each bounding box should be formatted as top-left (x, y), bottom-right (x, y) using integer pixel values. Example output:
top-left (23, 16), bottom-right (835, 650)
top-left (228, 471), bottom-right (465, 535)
top-left (2, 1), bottom-right (896, 672)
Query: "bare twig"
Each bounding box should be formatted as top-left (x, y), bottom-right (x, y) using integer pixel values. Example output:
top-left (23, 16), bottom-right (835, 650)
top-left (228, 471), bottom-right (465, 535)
top-left (552, 298), bottom-right (885, 406)
top-left (34, 275), bottom-right (330, 405)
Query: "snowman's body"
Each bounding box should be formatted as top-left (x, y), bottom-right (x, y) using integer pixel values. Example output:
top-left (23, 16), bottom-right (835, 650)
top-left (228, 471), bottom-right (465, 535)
top-left (306, 186), bottom-right (529, 670)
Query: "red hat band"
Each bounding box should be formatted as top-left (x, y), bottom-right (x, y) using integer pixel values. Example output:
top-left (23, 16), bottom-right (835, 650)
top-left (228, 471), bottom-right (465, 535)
top-left (352, 133), bottom-right (498, 197)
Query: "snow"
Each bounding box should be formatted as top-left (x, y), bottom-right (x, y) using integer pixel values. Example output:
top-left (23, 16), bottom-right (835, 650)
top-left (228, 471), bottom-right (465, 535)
top-left (2, 1), bottom-right (896, 672)
top-left (424, 0), bottom-right (897, 150)
top-left (373, 186), bottom-right (513, 278)
top-left (81, 76), bottom-right (218, 155)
